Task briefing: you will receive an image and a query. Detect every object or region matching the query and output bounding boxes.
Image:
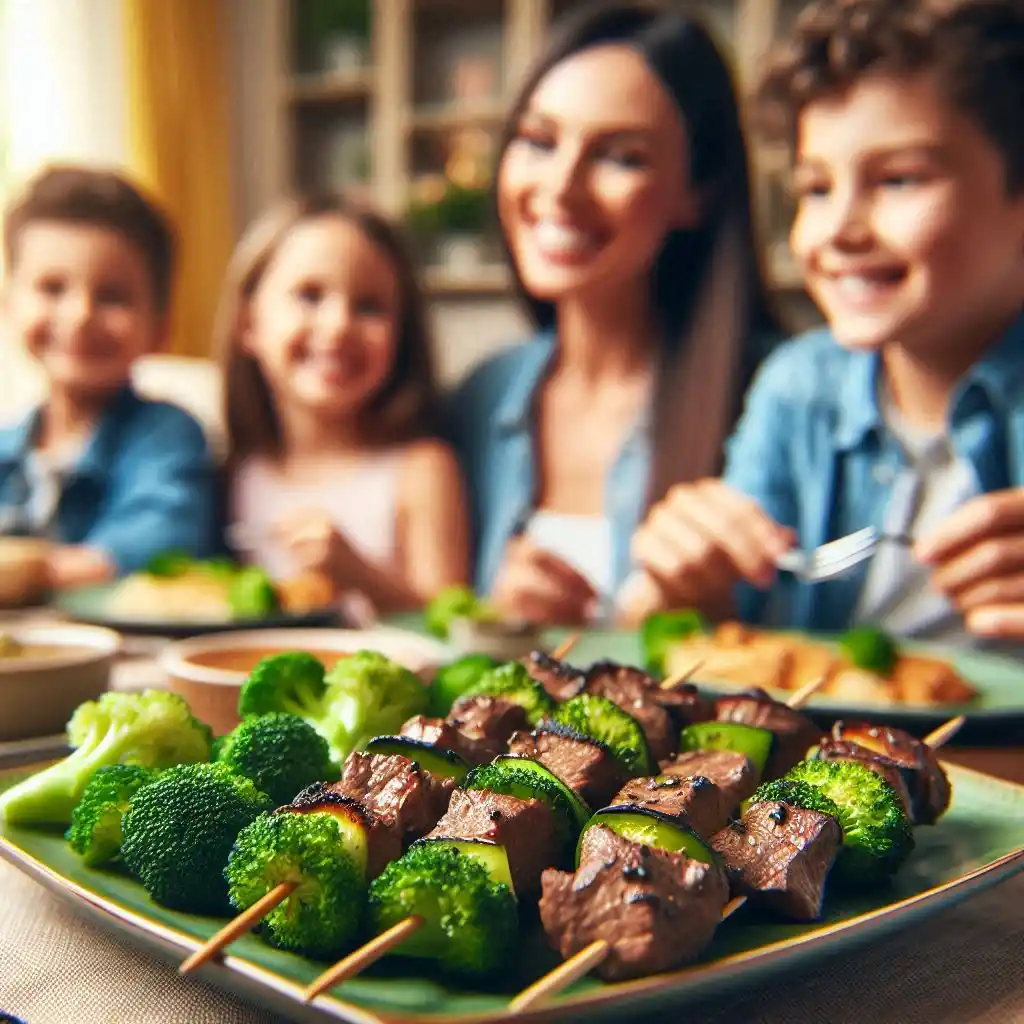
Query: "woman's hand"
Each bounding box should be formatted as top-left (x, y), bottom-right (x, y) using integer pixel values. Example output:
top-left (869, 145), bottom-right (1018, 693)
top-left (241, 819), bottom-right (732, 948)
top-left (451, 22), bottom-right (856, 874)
top-left (491, 536), bottom-right (597, 626)
top-left (629, 479), bottom-right (795, 615)
top-left (918, 488), bottom-right (1024, 639)
top-left (273, 509), bottom-right (365, 590)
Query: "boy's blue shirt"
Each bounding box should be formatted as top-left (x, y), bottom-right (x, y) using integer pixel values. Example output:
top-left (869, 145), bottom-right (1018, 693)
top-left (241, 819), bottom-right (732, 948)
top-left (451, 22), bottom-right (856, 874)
top-left (723, 310), bottom-right (1024, 631)
top-left (0, 386), bottom-right (218, 574)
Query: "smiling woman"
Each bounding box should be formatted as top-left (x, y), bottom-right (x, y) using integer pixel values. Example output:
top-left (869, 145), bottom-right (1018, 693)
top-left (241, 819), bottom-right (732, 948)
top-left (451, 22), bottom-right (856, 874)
top-left (447, 0), bottom-right (783, 626)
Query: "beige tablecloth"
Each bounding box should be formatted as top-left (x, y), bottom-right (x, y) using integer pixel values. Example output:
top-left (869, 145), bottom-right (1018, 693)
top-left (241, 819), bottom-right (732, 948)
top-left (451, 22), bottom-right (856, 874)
top-left (1, 858), bottom-right (1022, 1024)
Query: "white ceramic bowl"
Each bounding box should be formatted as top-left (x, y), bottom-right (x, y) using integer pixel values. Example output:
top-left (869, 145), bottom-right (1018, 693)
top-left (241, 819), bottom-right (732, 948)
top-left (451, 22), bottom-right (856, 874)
top-left (158, 627), bottom-right (452, 735)
top-left (0, 623), bottom-right (122, 741)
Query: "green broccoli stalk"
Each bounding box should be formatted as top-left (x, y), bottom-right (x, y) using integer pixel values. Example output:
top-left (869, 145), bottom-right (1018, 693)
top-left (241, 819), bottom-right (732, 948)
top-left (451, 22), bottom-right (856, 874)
top-left (424, 585), bottom-right (498, 639)
top-left (368, 842), bottom-right (518, 978)
top-left (122, 762), bottom-right (273, 914)
top-left (641, 609), bottom-right (708, 674)
top-left (65, 764), bottom-right (157, 866)
top-left (225, 809), bottom-right (367, 959)
top-left (215, 712), bottom-right (337, 805)
top-left (0, 690), bottom-right (213, 827)
top-left (428, 653), bottom-right (498, 716)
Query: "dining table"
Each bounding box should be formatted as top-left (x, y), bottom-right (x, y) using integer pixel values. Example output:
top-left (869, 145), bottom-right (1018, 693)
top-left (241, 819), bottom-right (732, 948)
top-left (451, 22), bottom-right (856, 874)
top-left (1, 611), bottom-right (1023, 1024)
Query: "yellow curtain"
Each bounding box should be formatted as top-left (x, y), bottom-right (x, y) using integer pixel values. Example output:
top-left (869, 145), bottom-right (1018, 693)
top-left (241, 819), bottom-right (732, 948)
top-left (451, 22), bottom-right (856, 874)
top-left (123, 0), bottom-right (235, 357)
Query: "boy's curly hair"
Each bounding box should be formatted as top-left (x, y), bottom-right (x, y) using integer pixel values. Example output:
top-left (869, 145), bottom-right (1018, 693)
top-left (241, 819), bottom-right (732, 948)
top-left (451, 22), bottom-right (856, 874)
top-left (755, 0), bottom-right (1024, 192)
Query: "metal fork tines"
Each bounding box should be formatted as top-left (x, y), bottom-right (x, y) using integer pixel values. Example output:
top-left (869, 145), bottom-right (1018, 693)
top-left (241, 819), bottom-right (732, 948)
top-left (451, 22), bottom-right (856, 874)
top-left (775, 527), bottom-right (882, 582)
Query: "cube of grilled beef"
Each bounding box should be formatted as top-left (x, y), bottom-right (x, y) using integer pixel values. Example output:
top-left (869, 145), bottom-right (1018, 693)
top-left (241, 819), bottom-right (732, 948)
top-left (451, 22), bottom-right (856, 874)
top-left (819, 722), bottom-right (951, 825)
top-left (584, 662), bottom-right (677, 761)
top-left (507, 721), bottom-right (626, 810)
top-left (655, 679), bottom-right (716, 729)
top-left (539, 824), bottom-right (729, 981)
top-left (401, 715), bottom-right (462, 751)
top-left (659, 750), bottom-right (761, 814)
top-left (424, 787), bottom-right (559, 895)
top-left (710, 800), bottom-right (841, 921)
top-left (400, 694), bottom-right (529, 766)
top-left (334, 751), bottom-right (457, 842)
top-left (611, 775), bottom-right (728, 839)
top-left (521, 650), bottom-right (586, 702)
top-left (715, 688), bottom-right (823, 778)
top-left (288, 783), bottom-right (402, 879)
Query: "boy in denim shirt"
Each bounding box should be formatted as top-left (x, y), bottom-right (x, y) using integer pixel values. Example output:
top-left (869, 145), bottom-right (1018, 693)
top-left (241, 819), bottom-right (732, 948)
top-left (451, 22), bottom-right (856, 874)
top-left (0, 166), bottom-right (217, 587)
top-left (626, 0), bottom-right (1024, 644)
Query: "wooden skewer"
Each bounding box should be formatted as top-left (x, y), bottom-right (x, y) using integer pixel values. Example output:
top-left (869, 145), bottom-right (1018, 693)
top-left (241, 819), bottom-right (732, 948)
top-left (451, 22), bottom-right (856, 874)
top-left (303, 915), bottom-right (424, 1002)
top-left (660, 659), bottom-right (705, 690)
top-left (785, 673), bottom-right (829, 709)
top-left (179, 882), bottom-right (296, 974)
top-left (507, 710), bottom-right (963, 1012)
top-left (551, 634), bottom-right (579, 660)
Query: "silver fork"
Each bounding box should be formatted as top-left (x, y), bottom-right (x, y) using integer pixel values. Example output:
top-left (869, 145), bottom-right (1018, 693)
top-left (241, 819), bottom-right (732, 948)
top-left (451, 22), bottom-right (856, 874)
top-left (775, 527), bottom-right (906, 582)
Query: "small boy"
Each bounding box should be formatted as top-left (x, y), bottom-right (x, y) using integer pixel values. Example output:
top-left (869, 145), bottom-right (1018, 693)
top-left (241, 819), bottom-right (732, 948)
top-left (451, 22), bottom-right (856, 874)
top-left (0, 166), bottom-right (218, 588)
top-left (626, 0), bottom-right (1024, 644)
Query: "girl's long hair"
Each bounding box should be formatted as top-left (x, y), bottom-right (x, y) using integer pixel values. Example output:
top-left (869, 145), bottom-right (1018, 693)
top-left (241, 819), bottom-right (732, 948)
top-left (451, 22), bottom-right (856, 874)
top-left (214, 194), bottom-right (439, 466)
top-left (495, 0), bottom-right (784, 500)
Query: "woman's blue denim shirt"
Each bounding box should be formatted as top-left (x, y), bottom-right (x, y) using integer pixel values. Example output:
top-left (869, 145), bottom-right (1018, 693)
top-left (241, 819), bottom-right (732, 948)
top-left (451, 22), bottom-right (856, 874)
top-left (723, 311), bottom-right (1024, 632)
top-left (447, 330), bottom-right (652, 596)
top-left (0, 386), bottom-right (219, 574)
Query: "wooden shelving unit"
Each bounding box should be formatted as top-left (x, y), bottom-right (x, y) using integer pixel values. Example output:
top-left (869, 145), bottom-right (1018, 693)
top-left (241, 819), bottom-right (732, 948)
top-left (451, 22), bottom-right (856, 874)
top-left (273, 0), bottom-right (808, 296)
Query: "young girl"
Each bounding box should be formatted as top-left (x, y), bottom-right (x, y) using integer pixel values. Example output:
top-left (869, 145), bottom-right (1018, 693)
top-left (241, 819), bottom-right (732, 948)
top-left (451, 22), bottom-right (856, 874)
top-left (216, 195), bottom-right (469, 617)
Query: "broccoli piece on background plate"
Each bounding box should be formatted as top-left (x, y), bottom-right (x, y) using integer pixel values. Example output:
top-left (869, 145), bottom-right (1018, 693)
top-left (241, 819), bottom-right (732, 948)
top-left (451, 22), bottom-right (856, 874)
top-left (424, 585), bottom-right (497, 639)
top-left (228, 566), bottom-right (280, 619)
top-left (777, 760), bottom-right (914, 884)
top-left (461, 661), bottom-right (554, 725)
top-left (428, 653), bottom-right (499, 717)
top-left (368, 842), bottom-right (517, 978)
top-left (840, 626), bottom-right (899, 675)
top-left (121, 762), bottom-right (273, 914)
top-left (65, 764), bottom-right (157, 866)
top-left (641, 608), bottom-right (708, 674)
top-left (226, 810), bottom-right (366, 959)
top-left (215, 712), bottom-right (336, 806)
top-left (0, 690), bottom-right (212, 827)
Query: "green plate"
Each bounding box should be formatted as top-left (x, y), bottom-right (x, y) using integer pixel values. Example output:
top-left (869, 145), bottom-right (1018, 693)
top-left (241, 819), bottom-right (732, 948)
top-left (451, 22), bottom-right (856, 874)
top-left (2, 761), bottom-right (1022, 1023)
top-left (55, 583), bottom-right (339, 637)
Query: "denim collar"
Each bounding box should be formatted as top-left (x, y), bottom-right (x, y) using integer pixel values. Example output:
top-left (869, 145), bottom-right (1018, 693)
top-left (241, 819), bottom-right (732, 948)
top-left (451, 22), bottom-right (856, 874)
top-left (832, 307), bottom-right (1024, 453)
top-left (0, 384), bottom-right (141, 480)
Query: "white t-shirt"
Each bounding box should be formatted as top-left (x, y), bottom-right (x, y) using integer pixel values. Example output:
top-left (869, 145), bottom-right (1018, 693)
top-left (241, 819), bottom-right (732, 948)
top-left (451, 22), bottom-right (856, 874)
top-left (524, 510), bottom-right (613, 617)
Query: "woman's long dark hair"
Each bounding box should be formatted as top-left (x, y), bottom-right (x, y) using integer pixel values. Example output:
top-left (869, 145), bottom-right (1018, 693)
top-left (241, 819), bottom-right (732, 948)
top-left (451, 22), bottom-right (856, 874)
top-left (495, 0), bottom-right (784, 498)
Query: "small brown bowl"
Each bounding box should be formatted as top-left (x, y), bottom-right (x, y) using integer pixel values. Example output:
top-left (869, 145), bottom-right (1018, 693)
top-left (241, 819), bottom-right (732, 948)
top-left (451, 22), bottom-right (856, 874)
top-left (158, 627), bottom-right (452, 736)
top-left (0, 623), bottom-right (122, 741)
top-left (0, 537), bottom-right (53, 608)
top-left (447, 617), bottom-right (544, 661)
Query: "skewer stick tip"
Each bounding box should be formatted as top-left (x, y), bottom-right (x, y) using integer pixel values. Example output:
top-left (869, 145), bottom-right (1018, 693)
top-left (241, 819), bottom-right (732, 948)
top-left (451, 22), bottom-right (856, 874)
top-left (785, 673), bottom-right (829, 710)
top-left (179, 881), bottom-right (296, 975)
top-left (660, 659), bottom-right (705, 690)
top-left (551, 634), bottom-right (579, 661)
top-left (924, 714), bottom-right (966, 750)
top-left (507, 939), bottom-right (609, 1014)
top-left (302, 915), bottom-right (424, 1003)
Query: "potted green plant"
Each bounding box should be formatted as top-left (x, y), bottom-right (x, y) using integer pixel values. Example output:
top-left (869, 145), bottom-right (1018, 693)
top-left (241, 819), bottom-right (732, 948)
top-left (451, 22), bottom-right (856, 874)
top-left (433, 182), bottom-right (491, 274)
top-left (296, 0), bottom-right (372, 76)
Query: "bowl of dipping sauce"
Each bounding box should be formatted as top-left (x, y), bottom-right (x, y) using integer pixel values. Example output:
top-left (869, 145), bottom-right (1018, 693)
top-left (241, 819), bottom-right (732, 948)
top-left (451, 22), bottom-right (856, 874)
top-left (447, 617), bottom-right (543, 661)
top-left (159, 628), bottom-right (452, 735)
top-left (0, 538), bottom-right (53, 608)
top-left (0, 623), bottom-right (122, 741)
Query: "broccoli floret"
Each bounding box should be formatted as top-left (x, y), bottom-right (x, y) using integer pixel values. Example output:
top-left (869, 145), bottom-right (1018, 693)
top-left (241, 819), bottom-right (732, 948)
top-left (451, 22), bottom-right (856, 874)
top-left (641, 609), bottom-right (708, 674)
top-left (225, 810), bottom-right (366, 959)
top-left (750, 778), bottom-right (843, 820)
top-left (320, 651), bottom-right (428, 763)
top-left (782, 760), bottom-right (914, 884)
top-left (145, 550), bottom-right (195, 578)
top-left (0, 690), bottom-right (212, 827)
top-left (215, 712), bottom-right (337, 806)
top-left (229, 566), bottom-right (280, 619)
top-left (121, 762), bottom-right (273, 914)
top-left (65, 764), bottom-right (157, 866)
top-left (424, 585), bottom-right (497, 639)
top-left (461, 661), bottom-right (554, 725)
top-left (840, 626), bottom-right (899, 675)
top-left (428, 654), bottom-right (499, 717)
top-left (368, 842), bottom-right (517, 978)
top-left (553, 693), bottom-right (654, 775)
top-left (237, 652), bottom-right (329, 720)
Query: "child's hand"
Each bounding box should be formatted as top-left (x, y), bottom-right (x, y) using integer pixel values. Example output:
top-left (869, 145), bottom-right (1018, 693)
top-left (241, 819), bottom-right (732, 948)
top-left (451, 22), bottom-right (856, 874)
top-left (630, 480), bottom-right (795, 613)
top-left (273, 510), bottom-right (365, 589)
top-left (492, 536), bottom-right (597, 626)
top-left (47, 546), bottom-right (115, 590)
top-left (917, 488), bottom-right (1024, 639)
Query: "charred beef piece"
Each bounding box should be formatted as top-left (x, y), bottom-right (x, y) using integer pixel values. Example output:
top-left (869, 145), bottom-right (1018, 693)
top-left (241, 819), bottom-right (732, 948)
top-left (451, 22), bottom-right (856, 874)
top-left (584, 662), bottom-right (677, 761)
top-left (710, 800), bottom-right (841, 921)
top-left (656, 679), bottom-right (716, 729)
top-left (288, 783), bottom-right (402, 879)
top-left (507, 721), bottom-right (625, 810)
top-left (521, 651), bottom-right (586, 702)
top-left (400, 695), bottom-right (529, 767)
top-left (660, 750), bottom-right (761, 813)
top-left (611, 775), bottom-right (728, 840)
top-left (819, 722), bottom-right (951, 825)
top-left (540, 825), bottom-right (728, 980)
top-left (333, 751), bottom-right (456, 842)
top-left (401, 715), bottom-right (462, 751)
top-left (424, 787), bottom-right (558, 895)
top-left (715, 689), bottom-right (823, 778)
